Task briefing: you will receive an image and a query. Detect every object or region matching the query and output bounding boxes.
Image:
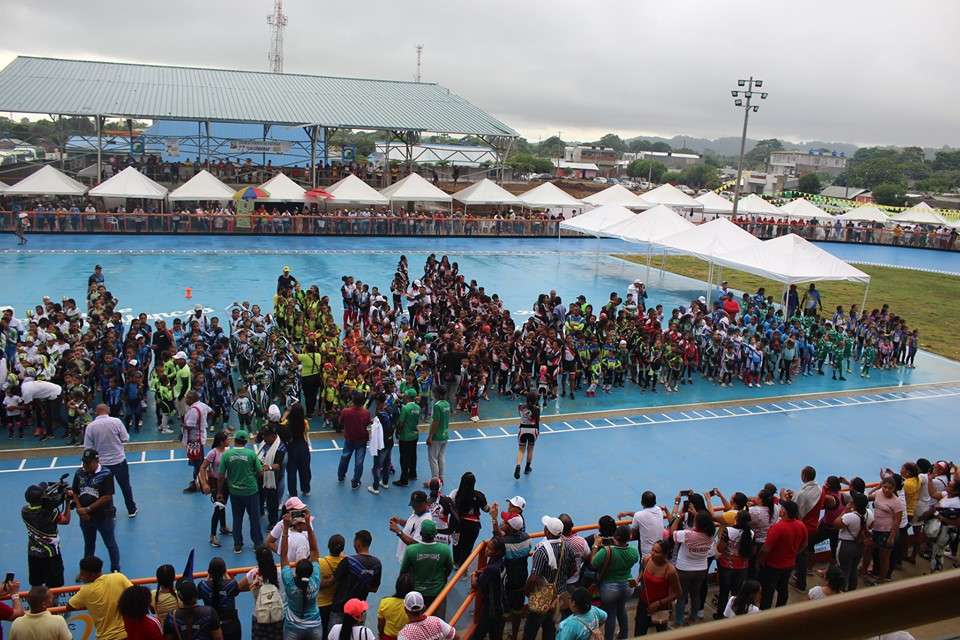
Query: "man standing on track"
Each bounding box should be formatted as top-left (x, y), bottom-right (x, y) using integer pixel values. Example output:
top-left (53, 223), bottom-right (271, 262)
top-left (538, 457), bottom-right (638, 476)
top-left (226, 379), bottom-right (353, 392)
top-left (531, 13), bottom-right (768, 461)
top-left (83, 404), bottom-right (137, 518)
top-left (218, 429), bottom-right (264, 554)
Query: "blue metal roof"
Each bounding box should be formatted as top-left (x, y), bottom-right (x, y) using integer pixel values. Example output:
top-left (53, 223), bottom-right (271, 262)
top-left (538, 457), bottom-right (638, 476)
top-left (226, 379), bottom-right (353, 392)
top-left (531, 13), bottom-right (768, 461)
top-left (0, 56), bottom-right (517, 137)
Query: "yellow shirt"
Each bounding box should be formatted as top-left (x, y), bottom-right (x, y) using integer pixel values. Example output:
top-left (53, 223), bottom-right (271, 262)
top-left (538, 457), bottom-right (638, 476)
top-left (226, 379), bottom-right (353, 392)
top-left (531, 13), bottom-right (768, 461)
top-left (68, 573), bottom-right (134, 640)
top-left (150, 589), bottom-right (181, 622)
top-left (377, 596), bottom-right (408, 637)
top-left (316, 554), bottom-right (344, 608)
top-left (903, 477), bottom-right (920, 517)
top-left (722, 509), bottom-right (738, 525)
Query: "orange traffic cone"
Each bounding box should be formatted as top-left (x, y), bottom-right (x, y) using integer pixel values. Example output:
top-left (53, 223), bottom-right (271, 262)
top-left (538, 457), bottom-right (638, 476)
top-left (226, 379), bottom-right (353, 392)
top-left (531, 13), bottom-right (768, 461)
top-left (185, 287), bottom-right (193, 299)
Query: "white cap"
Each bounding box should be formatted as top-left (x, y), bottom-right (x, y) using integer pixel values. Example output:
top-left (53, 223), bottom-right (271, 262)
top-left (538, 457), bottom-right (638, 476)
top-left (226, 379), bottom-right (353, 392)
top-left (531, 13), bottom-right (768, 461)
top-left (506, 515), bottom-right (524, 531)
top-left (194, 304), bottom-right (203, 311)
top-left (541, 515), bottom-right (564, 536)
top-left (507, 496), bottom-right (526, 509)
top-left (404, 591), bottom-right (425, 612)
top-left (174, 351), bottom-right (188, 360)
top-left (267, 404), bottom-right (281, 421)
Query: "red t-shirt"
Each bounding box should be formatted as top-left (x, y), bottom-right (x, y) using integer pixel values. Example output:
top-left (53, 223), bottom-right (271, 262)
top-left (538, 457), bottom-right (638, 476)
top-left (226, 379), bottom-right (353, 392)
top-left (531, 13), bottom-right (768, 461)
top-left (0, 601), bottom-right (14, 640)
top-left (722, 298), bottom-right (740, 318)
top-left (124, 614), bottom-right (164, 640)
top-left (339, 406), bottom-right (371, 443)
top-left (762, 518), bottom-right (808, 569)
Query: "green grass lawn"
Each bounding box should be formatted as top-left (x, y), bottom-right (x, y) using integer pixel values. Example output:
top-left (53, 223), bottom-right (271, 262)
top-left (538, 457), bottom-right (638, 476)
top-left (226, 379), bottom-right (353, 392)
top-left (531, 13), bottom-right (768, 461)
top-left (617, 254), bottom-right (960, 361)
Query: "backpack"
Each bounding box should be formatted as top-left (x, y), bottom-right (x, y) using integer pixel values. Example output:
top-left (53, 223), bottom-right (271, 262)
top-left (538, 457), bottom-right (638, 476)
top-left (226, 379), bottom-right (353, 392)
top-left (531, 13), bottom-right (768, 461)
top-left (254, 582), bottom-right (284, 624)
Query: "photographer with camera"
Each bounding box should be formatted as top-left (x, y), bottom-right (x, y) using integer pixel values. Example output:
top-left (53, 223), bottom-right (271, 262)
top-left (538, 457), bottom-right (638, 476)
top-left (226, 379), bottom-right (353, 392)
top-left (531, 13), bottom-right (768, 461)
top-left (68, 449), bottom-right (121, 573)
top-left (22, 477), bottom-right (72, 589)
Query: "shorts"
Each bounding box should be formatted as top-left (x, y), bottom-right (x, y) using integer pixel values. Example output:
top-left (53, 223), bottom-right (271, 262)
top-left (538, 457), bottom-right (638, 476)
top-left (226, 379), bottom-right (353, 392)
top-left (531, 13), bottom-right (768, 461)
top-left (518, 427), bottom-right (538, 446)
top-left (871, 531), bottom-right (892, 546)
top-left (562, 359), bottom-right (576, 373)
top-left (28, 552), bottom-right (65, 588)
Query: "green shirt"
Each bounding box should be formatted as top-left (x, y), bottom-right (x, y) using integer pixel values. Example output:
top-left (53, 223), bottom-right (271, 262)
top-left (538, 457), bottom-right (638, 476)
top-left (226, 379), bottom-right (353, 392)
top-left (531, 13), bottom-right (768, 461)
top-left (431, 400), bottom-right (450, 442)
top-left (400, 541), bottom-right (453, 597)
top-left (397, 401), bottom-right (421, 442)
top-left (218, 447), bottom-right (263, 497)
top-left (590, 545), bottom-right (640, 583)
top-left (174, 363), bottom-right (192, 398)
top-left (299, 352), bottom-right (323, 378)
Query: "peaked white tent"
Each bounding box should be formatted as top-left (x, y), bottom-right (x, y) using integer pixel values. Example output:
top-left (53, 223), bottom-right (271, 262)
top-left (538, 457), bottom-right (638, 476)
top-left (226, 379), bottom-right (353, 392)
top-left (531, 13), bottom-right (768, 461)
top-left (582, 184), bottom-right (649, 209)
top-left (778, 197), bottom-right (834, 221)
top-left (517, 182), bottom-right (582, 208)
top-left (656, 217), bottom-right (762, 259)
top-left (695, 191), bottom-right (734, 215)
top-left (0, 180), bottom-right (8, 193)
top-left (835, 206), bottom-right (890, 224)
top-left (734, 193), bottom-right (783, 216)
top-left (452, 179), bottom-right (521, 206)
top-left (714, 233), bottom-right (870, 285)
top-left (3, 165), bottom-right (87, 196)
top-left (638, 183), bottom-right (702, 210)
top-left (89, 166), bottom-right (168, 199)
top-left (559, 205), bottom-right (636, 236)
top-left (889, 201), bottom-right (951, 226)
top-left (168, 169), bottom-right (234, 201)
top-left (598, 204), bottom-right (694, 242)
top-left (380, 173), bottom-right (452, 203)
top-left (258, 173), bottom-right (306, 202)
top-left (324, 174), bottom-right (389, 205)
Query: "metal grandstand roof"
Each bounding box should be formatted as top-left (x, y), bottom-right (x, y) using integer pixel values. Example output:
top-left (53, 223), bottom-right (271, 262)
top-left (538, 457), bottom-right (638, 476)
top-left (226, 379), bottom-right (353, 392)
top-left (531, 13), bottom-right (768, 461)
top-left (0, 56), bottom-right (518, 137)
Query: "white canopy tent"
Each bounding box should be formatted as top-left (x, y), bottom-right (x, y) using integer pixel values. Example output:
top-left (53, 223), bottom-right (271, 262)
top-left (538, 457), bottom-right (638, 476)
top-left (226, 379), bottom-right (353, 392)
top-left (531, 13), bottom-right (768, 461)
top-left (638, 183), bottom-right (703, 210)
top-left (517, 182), bottom-right (583, 208)
top-left (735, 193), bottom-right (782, 216)
top-left (835, 206), bottom-right (890, 224)
top-left (582, 184), bottom-right (649, 209)
top-left (452, 178), bottom-right (522, 207)
top-left (258, 173), bottom-right (306, 202)
top-left (558, 205), bottom-right (636, 236)
top-left (168, 169), bottom-right (234, 201)
top-left (380, 173), bottom-right (452, 203)
top-left (778, 197), bottom-right (834, 221)
top-left (89, 166), bottom-right (168, 199)
top-left (323, 174), bottom-right (389, 205)
top-left (889, 202), bottom-right (951, 226)
top-left (3, 165), bottom-right (87, 196)
top-left (695, 191), bottom-right (734, 215)
top-left (599, 204), bottom-right (694, 242)
top-left (0, 180), bottom-right (8, 193)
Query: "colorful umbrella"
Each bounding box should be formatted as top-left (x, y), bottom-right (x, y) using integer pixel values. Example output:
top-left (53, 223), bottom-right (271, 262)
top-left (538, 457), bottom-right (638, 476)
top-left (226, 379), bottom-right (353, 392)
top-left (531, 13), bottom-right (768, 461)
top-left (305, 187), bottom-right (334, 200)
top-left (233, 186), bottom-right (270, 201)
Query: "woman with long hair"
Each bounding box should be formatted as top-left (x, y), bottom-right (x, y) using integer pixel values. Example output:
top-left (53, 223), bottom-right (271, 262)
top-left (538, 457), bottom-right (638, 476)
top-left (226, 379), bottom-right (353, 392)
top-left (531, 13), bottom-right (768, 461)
top-left (835, 492), bottom-right (870, 591)
top-left (238, 545), bottom-right (284, 640)
top-left (330, 598), bottom-right (376, 640)
top-left (151, 564), bottom-right (181, 624)
top-left (119, 585), bottom-right (163, 639)
top-left (164, 580), bottom-right (224, 640)
top-left (280, 508), bottom-right (323, 638)
top-left (284, 402), bottom-right (312, 497)
top-left (747, 487), bottom-right (777, 577)
top-left (200, 431), bottom-right (233, 548)
top-left (199, 557), bottom-right (241, 640)
top-left (723, 579), bottom-right (761, 617)
top-left (668, 506), bottom-right (715, 626)
top-left (634, 540), bottom-right (681, 635)
top-left (514, 392), bottom-right (540, 479)
top-left (450, 471), bottom-right (490, 566)
top-left (714, 510), bottom-right (753, 619)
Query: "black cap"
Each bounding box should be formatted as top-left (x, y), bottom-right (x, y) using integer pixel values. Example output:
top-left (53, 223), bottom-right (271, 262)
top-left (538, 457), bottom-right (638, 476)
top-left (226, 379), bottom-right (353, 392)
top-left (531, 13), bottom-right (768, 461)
top-left (25, 485), bottom-right (44, 504)
top-left (81, 448), bottom-right (99, 463)
top-left (409, 490), bottom-right (428, 506)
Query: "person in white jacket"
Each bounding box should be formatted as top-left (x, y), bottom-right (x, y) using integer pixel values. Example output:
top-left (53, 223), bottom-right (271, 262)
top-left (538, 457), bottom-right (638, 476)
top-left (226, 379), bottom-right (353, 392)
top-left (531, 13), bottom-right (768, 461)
top-left (366, 396), bottom-right (386, 495)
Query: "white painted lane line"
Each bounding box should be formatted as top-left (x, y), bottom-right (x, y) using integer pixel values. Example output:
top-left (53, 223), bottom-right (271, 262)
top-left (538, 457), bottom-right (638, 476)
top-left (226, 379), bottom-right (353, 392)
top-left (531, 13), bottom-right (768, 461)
top-left (541, 424), bottom-right (555, 432)
top-left (49, 457), bottom-right (58, 468)
top-left (140, 451), bottom-right (147, 463)
top-left (169, 450), bottom-right (175, 460)
top-left (499, 427), bottom-right (511, 436)
top-left (770, 404), bottom-right (786, 411)
top-left (476, 429), bottom-right (488, 438)
top-left (679, 412), bottom-right (692, 420)
top-left (584, 420), bottom-right (597, 428)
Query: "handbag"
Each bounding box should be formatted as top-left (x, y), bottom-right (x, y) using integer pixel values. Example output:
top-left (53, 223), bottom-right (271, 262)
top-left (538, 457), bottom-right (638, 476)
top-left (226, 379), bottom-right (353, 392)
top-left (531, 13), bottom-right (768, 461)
top-left (528, 541), bottom-right (565, 615)
top-left (184, 406), bottom-right (204, 463)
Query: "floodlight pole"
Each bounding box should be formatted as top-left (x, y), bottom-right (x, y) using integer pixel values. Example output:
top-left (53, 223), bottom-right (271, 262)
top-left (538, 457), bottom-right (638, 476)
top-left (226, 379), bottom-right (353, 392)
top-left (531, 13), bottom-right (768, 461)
top-left (730, 77), bottom-right (768, 216)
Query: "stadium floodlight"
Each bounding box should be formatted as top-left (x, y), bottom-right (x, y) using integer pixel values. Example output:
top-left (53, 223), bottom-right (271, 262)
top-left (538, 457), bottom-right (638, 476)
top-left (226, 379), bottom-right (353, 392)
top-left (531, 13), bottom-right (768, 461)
top-left (753, 105), bottom-right (759, 112)
top-left (755, 80), bottom-right (763, 87)
top-left (761, 92), bottom-right (768, 99)
top-left (734, 99), bottom-right (743, 106)
top-left (731, 90), bottom-right (739, 97)
top-left (738, 79), bottom-right (746, 86)
top-left (730, 76), bottom-right (770, 217)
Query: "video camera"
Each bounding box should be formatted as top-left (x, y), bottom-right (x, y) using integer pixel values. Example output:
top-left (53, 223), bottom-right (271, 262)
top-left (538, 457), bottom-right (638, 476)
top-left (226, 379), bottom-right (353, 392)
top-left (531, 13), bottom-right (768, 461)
top-left (27, 474), bottom-right (70, 514)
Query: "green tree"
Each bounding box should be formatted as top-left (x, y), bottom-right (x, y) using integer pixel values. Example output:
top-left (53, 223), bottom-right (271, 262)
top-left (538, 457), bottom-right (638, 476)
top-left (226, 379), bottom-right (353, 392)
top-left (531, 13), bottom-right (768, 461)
top-left (628, 139), bottom-right (654, 152)
top-left (871, 182), bottom-right (907, 206)
top-left (932, 150), bottom-right (960, 171)
top-left (537, 135), bottom-right (565, 158)
top-left (744, 138), bottom-right (783, 170)
top-left (798, 173), bottom-right (822, 194)
top-left (626, 159), bottom-right (667, 182)
top-left (595, 133), bottom-right (626, 154)
top-left (662, 170), bottom-right (684, 184)
top-left (531, 157), bottom-right (554, 173)
top-left (650, 142), bottom-right (672, 153)
top-left (681, 164), bottom-right (718, 189)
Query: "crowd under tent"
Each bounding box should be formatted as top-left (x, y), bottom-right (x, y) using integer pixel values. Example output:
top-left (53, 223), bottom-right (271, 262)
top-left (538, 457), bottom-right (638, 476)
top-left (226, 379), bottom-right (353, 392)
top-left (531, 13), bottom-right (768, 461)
top-left (735, 193), bottom-right (783, 216)
top-left (379, 172), bottom-right (452, 204)
top-left (452, 179), bottom-right (522, 211)
top-left (638, 183), bottom-right (703, 210)
top-left (778, 197), bottom-right (835, 221)
top-left (582, 184), bottom-right (649, 209)
top-left (889, 202), bottom-right (951, 226)
top-left (168, 169), bottom-right (235, 202)
top-left (3, 164), bottom-right (88, 196)
top-left (558, 205), bottom-right (636, 236)
top-left (517, 182), bottom-right (583, 210)
top-left (258, 173), bottom-right (306, 202)
top-left (695, 191), bottom-right (734, 215)
top-left (835, 206), bottom-right (891, 224)
top-left (323, 174), bottom-right (389, 206)
top-left (89, 166), bottom-right (168, 199)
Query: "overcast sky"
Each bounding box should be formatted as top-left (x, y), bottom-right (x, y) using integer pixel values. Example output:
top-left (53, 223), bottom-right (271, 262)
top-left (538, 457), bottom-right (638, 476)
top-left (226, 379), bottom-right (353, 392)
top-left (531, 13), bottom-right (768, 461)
top-left (1, 0), bottom-right (957, 147)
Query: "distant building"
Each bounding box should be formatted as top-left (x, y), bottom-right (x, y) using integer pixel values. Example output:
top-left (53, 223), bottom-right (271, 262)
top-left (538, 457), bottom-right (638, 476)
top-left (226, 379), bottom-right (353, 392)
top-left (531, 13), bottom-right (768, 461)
top-left (739, 171), bottom-right (797, 195)
top-left (621, 150), bottom-right (702, 170)
top-left (769, 150), bottom-right (847, 177)
top-left (564, 146), bottom-right (618, 176)
top-left (553, 159), bottom-right (599, 179)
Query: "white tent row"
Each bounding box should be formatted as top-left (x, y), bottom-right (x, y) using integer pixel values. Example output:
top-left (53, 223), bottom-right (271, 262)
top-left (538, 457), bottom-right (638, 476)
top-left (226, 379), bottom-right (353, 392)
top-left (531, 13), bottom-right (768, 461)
top-left (582, 184), bottom-right (649, 208)
top-left (89, 166), bottom-right (168, 199)
top-left (517, 182), bottom-right (583, 208)
top-left (169, 170), bottom-right (234, 201)
top-left (638, 183), bottom-right (703, 210)
top-left (835, 206), bottom-right (890, 223)
top-left (3, 165), bottom-right (87, 196)
top-left (713, 232), bottom-right (870, 284)
top-left (695, 191), bottom-right (734, 215)
top-left (0, 180), bottom-right (8, 193)
top-left (778, 197), bottom-right (834, 221)
top-left (324, 174), bottom-right (389, 205)
top-left (380, 172), bottom-right (451, 203)
top-left (734, 193), bottom-right (783, 216)
top-left (889, 201), bottom-right (951, 226)
top-left (599, 204), bottom-right (694, 242)
top-left (452, 178), bottom-right (521, 206)
top-left (559, 205), bottom-right (636, 235)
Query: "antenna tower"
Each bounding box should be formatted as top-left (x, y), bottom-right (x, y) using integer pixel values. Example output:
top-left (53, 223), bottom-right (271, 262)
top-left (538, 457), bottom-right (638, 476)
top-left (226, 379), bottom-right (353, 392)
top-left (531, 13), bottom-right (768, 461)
top-left (267, 0), bottom-right (288, 73)
top-left (415, 44), bottom-right (423, 82)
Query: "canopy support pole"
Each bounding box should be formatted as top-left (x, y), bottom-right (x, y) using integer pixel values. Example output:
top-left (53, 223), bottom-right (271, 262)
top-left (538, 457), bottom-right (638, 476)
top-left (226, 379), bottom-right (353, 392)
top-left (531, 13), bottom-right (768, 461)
top-left (646, 246), bottom-right (652, 282)
top-left (204, 121), bottom-right (211, 164)
top-left (96, 115), bottom-right (104, 183)
top-left (706, 261), bottom-right (714, 305)
top-left (861, 280), bottom-right (871, 311)
top-left (322, 127), bottom-right (329, 180)
top-left (56, 114), bottom-right (65, 170)
top-left (307, 125), bottom-right (319, 188)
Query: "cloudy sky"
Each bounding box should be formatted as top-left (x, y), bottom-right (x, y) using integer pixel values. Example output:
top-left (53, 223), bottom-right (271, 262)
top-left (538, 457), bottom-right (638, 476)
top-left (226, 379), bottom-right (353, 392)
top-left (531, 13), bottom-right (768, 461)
top-left (1, 0), bottom-right (957, 147)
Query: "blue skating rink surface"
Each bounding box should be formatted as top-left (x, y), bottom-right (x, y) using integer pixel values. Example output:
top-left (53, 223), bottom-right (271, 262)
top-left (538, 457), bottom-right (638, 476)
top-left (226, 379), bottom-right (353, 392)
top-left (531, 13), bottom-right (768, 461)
top-left (1, 234), bottom-right (959, 637)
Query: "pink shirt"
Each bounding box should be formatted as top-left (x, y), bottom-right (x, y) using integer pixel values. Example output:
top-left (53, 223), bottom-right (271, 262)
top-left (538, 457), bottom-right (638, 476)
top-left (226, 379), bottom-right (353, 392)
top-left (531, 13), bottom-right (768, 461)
top-left (872, 492), bottom-right (902, 533)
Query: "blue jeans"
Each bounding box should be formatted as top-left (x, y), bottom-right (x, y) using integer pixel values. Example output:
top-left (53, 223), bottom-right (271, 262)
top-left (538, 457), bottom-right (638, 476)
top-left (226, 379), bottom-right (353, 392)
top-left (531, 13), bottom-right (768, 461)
top-left (283, 625), bottom-right (323, 640)
top-left (337, 440), bottom-right (366, 484)
top-left (105, 460), bottom-right (137, 515)
top-left (79, 516), bottom-right (120, 572)
top-left (230, 493), bottom-right (263, 548)
top-left (600, 581), bottom-right (631, 640)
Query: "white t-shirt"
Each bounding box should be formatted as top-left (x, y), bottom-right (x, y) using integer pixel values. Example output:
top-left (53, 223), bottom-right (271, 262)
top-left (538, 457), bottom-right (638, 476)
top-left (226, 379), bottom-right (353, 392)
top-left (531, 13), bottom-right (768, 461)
top-left (20, 380), bottom-right (63, 402)
top-left (808, 586), bottom-right (829, 600)
top-left (631, 507), bottom-right (666, 556)
top-left (270, 522), bottom-right (310, 562)
top-left (672, 529), bottom-right (712, 571)
top-left (723, 596), bottom-right (759, 617)
top-left (328, 624), bottom-right (376, 640)
top-left (3, 395), bottom-right (23, 416)
top-left (838, 511), bottom-right (875, 541)
top-left (938, 496), bottom-right (960, 509)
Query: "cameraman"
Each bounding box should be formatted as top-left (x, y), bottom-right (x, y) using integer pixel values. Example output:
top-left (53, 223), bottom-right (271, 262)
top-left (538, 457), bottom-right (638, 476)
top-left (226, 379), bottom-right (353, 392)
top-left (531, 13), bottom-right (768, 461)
top-left (22, 481), bottom-right (72, 588)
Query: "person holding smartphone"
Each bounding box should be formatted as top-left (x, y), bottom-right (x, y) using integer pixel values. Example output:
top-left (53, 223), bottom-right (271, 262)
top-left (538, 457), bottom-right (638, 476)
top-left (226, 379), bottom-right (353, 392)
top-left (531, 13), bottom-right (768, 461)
top-left (0, 575), bottom-right (25, 632)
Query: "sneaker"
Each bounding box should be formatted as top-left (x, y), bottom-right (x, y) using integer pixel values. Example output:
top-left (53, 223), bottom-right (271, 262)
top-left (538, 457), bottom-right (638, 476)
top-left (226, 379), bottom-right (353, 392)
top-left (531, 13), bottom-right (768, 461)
top-left (393, 480), bottom-right (408, 487)
top-left (380, 483), bottom-right (389, 491)
top-left (220, 528), bottom-right (232, 535)
top-left (367, 486), bottom-right (380, 495)
top-left (470, 415), bottom-right (480, 422)
top-left (210, 536), bottom-right (221, 548)
top-left (234, 545), bottom-right (243, 554)
top-left (514, 465), bottom-right (521, 480)
top-left (524, 464), bottom-right (532, 475)
top-left (128, 509), bottom-right (138, 518)
top-left (351, 481), bottom-right (361, 489)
